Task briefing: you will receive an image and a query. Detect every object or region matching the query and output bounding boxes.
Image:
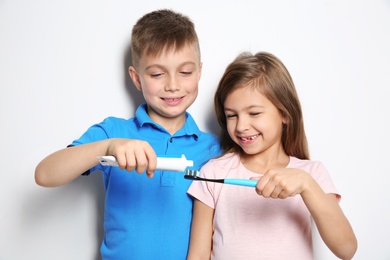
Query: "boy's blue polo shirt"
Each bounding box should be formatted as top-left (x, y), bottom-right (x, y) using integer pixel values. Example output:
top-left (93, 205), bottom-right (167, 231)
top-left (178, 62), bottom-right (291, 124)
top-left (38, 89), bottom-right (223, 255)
top-left (71, 104), bottom-right (221, 260)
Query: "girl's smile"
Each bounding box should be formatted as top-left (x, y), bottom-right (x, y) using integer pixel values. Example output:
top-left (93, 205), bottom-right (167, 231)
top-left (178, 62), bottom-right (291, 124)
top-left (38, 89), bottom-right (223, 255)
top-left (224, 85), bottom-right (285, 156)
top-left (238, 134), bottom-right (259, 142)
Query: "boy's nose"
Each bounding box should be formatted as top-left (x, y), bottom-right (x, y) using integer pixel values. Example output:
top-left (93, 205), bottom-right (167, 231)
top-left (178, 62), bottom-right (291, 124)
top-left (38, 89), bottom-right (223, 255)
top-left (165, 77), bottom-right (180, 91)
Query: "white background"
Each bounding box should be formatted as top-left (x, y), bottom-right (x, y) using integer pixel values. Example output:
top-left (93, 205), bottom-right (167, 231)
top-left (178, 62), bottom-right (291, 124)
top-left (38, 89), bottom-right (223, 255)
top-left (1, 1), bottom-right (389, 259)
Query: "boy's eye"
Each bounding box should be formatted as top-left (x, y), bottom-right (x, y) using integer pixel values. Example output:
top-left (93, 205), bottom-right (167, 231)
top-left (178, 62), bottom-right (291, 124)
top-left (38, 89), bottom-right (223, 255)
top-left (250, 112), bottom-right (261, 116)
top-left (180, 71), bottom-right (193, 76)
top-left (151, 73), bottom-right (163, 77)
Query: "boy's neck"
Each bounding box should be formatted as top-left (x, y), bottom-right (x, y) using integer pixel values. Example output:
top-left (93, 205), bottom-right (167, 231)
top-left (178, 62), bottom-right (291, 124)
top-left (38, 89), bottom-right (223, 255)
top-left (161, 117), bottom-right (186, 135)
top-left (147, 107), bottom-right (186, 135)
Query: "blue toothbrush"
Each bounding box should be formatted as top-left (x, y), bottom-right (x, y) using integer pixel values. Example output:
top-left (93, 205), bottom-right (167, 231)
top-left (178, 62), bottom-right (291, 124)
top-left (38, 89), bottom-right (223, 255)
top-left (184, 169), bottom-right (257, 187)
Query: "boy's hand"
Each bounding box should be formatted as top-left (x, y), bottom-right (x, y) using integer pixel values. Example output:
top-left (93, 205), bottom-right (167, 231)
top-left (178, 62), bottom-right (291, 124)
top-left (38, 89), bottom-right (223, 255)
top-left (252, 168), bottom-right (311, 199)
top-left (106, 138), bottom-right (157, 178)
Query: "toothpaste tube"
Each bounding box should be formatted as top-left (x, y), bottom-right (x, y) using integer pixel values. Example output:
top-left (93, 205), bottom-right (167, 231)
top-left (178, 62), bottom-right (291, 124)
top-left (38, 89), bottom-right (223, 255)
top-left (97, 154), bottom-right (193, 172)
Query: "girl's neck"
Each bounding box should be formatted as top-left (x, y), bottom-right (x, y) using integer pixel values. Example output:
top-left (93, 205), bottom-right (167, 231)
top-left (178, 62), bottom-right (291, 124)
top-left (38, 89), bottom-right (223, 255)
top-left (240, 148), bottom-right (290, 174)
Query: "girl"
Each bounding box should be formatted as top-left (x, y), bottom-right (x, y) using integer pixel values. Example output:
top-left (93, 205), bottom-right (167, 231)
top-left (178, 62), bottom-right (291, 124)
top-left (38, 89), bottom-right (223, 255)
top-left (187, 52), bottom-right (357, 260)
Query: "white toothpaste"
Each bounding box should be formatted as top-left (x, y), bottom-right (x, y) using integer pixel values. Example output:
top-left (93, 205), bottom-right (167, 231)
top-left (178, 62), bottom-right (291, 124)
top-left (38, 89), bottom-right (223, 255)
top-left (97, 154), bottom-right (193, 172)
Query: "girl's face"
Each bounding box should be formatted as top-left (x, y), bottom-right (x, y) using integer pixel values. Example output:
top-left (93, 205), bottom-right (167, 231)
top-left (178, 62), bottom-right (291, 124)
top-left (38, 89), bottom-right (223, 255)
top-left (129, 43), bottom-right (201, 129)
top-left (224, 85), bottom-right (286, 156)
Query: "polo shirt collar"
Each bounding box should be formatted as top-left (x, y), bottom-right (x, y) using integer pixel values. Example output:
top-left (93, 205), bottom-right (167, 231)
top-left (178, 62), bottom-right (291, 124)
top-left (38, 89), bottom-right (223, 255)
top-left (135, 104), bottom-right (201, 138)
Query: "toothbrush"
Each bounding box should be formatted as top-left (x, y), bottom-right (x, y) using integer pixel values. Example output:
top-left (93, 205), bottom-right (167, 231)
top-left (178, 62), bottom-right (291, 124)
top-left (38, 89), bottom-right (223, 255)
top-left (97, 154), bottom-right (193, 172)
top-left (184, 169), bottom-right (258, 187)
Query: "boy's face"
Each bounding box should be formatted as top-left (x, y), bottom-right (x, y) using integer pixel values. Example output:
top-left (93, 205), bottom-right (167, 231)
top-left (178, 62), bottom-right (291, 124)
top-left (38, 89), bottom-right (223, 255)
top-left (129, 43), bottom-right (201, 127)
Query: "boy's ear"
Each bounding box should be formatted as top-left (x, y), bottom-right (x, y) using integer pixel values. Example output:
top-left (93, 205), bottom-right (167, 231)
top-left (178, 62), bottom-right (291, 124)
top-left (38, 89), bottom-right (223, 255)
top-left (198, 62), bottom-right (203, 81)
top-left (129, 66), bottom-right (142, 91)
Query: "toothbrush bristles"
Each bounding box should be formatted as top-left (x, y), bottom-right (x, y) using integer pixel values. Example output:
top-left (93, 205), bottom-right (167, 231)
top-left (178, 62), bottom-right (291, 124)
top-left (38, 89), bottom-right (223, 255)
top-left (184, 169), bottom-right (200, 179)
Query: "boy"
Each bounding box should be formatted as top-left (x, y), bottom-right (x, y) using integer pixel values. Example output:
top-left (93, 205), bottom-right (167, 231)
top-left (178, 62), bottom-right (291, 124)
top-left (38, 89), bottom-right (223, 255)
top-left (35, 9), bottom-right (220, 259)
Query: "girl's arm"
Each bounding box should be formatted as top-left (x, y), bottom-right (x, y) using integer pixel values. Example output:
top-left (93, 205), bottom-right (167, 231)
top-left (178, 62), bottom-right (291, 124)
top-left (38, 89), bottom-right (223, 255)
top-left (300, 179), bottom-right (357, 260)
top-left (255, 169), bottom-right (357, 260)
top-left (35, 138), bottom-right (157, 187)
top-left (187, 199), bottom-right (214, 260)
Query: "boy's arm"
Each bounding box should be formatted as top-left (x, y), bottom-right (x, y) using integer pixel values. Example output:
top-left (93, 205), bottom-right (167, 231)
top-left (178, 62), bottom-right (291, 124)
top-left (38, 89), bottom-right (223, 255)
top-left (187, 199), bottom-right (213, 260)
top-left (35, 140), bottom-right (110, 187)
top-left (35, 138), bottom-right (157, 187)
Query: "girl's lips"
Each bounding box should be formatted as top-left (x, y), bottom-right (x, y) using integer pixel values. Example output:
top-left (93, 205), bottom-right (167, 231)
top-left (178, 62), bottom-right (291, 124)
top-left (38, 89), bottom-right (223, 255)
top-left (239, 134), bottom-right (259, 141)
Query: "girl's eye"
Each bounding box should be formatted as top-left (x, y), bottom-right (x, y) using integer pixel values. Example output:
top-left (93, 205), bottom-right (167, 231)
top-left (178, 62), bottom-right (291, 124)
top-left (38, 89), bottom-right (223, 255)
top-left (226, 114), bottom-right (237, 119)
top-left (250, 112), bottom-right (261, 116)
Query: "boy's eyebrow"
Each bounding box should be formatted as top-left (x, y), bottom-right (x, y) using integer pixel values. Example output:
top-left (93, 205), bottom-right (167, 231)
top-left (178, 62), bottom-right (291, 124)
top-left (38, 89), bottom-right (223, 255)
top-left (145, 61), bottom-right (197, 71)
top-left (179, 61), bottom-right (197, 66)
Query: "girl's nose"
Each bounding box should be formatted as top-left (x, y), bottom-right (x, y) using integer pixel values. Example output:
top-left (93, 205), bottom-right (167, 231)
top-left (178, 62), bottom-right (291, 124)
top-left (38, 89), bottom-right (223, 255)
top-left (235, 116), bottom-right (250, 132)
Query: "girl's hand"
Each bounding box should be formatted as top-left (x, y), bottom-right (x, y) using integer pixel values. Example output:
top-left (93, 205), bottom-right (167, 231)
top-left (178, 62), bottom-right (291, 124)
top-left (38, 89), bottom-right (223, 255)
top-left (106, 138), bottom-right (157, 177)
top-left (252, 168), bottom-right (311, 199)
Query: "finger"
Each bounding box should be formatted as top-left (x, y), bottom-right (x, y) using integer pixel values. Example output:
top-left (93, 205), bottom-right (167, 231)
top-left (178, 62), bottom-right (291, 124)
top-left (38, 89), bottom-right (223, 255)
top-left (114, 153), bottom-right (131, 171)
top-left (124, 152), bottom-right (137, 172)
top-left (261, 184), bottom-right (275, 198)
top-left (255, 181), bottom-right (263, 196)
top-left (256, 174), bottom-right (273, 197)
top-left (133, 149), bottom-right (148, 174)
top-left (256, 174), bottom-right (270, 191)
top-left (255, 185), bottom-right (262, 196)
top-left (278, 190), bottom-right (289, 199)
top-left (262, 170), bottom-right (287, 198)
top-left (270, 185), bottom-right (283, 199)
top-left (278, 187), bottom-right (298, 199)
top-left (144, 145), bottom-right (157, 178)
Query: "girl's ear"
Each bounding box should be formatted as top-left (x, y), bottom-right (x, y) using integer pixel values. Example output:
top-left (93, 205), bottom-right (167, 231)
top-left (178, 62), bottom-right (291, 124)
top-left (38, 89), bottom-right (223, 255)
top-left (281, 113), bottom-right (289, 125)
top-left (129, 66), bottom-right (142, 91)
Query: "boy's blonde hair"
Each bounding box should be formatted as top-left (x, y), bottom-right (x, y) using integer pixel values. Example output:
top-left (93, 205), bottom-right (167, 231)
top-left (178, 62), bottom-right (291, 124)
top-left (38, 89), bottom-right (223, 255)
top-left (131, 9), bottom-right (200, 68)
top-left (214, 52), bottom-right (310, 160)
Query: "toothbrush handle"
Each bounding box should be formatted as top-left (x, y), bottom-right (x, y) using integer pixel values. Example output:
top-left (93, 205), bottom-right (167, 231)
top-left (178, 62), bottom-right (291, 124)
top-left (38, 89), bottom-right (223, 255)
top-left (224, 179), bottom-right (258, 187)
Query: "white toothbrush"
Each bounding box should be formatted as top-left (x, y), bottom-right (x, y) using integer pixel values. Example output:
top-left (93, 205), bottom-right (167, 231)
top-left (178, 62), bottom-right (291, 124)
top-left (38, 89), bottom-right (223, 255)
top-left (97, 154), bottom-right (193, 172)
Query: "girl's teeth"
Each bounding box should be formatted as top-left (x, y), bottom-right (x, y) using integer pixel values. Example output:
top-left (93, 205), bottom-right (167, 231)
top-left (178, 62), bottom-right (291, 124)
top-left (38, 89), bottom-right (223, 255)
top-left (242, 135), bottom-right (257, 141)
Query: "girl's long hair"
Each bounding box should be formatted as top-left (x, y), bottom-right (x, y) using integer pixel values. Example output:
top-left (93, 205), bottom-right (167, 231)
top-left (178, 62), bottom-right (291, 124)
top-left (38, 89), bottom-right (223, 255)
top-left (214, 52), bottom-right (310, 160)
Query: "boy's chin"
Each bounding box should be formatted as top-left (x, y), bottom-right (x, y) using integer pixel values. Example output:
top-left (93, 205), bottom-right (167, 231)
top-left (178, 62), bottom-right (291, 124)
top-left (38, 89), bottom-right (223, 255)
top-left (148, 105), bottom-right (188, 120)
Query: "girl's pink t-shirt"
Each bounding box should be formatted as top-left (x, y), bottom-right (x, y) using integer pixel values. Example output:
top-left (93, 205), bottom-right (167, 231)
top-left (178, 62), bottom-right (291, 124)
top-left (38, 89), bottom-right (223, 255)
top-left (187, 153), bottom-right (339, 260)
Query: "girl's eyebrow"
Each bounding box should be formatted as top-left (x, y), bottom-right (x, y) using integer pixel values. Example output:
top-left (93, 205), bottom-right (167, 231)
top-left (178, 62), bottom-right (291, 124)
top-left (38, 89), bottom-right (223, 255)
top-left (224, 105), bottom-right (264, 111)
